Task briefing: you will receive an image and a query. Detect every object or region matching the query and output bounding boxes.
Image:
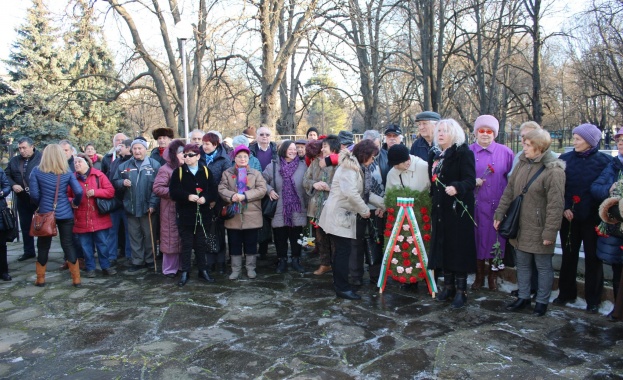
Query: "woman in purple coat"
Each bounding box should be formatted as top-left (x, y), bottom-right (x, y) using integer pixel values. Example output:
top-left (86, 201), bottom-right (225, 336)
top-left (469, 115), bottom-right (514, 291)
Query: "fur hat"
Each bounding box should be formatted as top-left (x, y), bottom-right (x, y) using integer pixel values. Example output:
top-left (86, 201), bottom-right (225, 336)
top-left (242, 126), bottom-right (256, 140)
top-left (387, 144), bottom-right (410, 167)
top-left (474, 115), bottom-right (500, 137)
top-left (152, 127), bottom-right (174, 140)
top-left (572, 123), bottom-right (602, 148)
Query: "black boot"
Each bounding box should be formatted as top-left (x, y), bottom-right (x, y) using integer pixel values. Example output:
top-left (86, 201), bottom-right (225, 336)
top-left (218, 262), bottom-right (226, 275)
top-left (178, 271), bottom-right (189, 287)
top-left (506, 298), bottom-right (531, 311)
top-left (291, 257), bottom-right (305, 273)
top-left (437, 272), bottom-right (455, 301)
top-left (198, 270), bottom-right (215, 283)
top-left (451, 275), bottom-right (467, 308)
top-left (533, 302), bottom-right (548, 316)
top-left (276, 258), bottom-right (287, 273)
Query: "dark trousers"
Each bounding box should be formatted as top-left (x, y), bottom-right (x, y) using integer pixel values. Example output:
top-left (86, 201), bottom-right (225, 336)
top-left (215, 219), bottom-right (227, 264)
top-left (559, 218), bottom-right (603, 306)
top-left (179, 224), bottom-right (211, 272)
top-left (16, 196), bottom-right (36, 256)
top-left (273, 226), bottom-right (303, 258)
top-left (227, 228), bottom-right (259, 256)
top-left (330, 234), bottom-right (354, 292)
top-left (37, 219), bottom-right (77, 265)
top-left (315, 227), bottom-right (332, 266)
top-left (613, 263), bottom-right (623, 301)
top-left (0, 230), bottom-right (7, 274)
top-left (349, 217), bottom-right (367, 280)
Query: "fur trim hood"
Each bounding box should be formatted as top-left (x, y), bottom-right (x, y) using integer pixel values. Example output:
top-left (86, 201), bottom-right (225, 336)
top-left (338, 149), bottom-right (361, 172)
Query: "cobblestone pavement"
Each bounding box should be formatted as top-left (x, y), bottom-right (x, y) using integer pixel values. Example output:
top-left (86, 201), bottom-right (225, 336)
top-left (1, 239), bottom-right (622, 379)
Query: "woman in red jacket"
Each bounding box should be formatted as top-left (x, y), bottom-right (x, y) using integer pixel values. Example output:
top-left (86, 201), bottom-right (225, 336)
top-left (71, 153), bottom-right (117, 277)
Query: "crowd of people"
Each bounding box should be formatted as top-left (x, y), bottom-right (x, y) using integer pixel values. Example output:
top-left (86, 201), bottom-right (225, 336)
top-left (2, 116), bottom-right (623, 317)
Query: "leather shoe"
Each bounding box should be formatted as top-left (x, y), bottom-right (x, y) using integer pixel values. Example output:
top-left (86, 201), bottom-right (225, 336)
top-left (533, 302), bottom-right (548, 316)
top-left (178, 271), bottom-right (189, 287)
top-left (1, 273), bottom-right (11, 281)
top-left (102, 268), bottom-right (117, 275)
top-left (336, 290), bottom-right (361, 300)
top-left (313, 265), bottom-right (332, 275)
top-left (506, 298), bottom-right (531, 311)
top-left (552, 296), bottom-right (574, 306)
top-left (17, 254), bottom-right (36, 262)
top-left (198, 270), bottom-right (215, 283)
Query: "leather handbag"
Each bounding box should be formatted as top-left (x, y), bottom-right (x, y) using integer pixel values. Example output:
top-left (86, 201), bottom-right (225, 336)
top-left (29, 175), bottom-right (59, 238)
top-left (498, 166), bottom-right (546, 239)
top-left (95, 177), bottom-right (122, 214)
top-left (262, 160), bottom-right (278, 219)
top-left (1, 207), bottom-right (15, 232)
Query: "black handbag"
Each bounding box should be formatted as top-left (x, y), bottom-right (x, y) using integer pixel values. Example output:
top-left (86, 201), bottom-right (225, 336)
top-left (262, 160), bottom-right (278, 219)
top-left (95, 177), bottom-right (122, 214)
top-left (2, 206), bottom-right (18, 243)
top-left (498, 166), bottom-right (546, 239)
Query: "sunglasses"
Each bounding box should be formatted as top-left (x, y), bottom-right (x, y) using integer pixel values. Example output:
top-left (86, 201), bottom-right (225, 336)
top-left (184, 153), bottom-right (198, 158)
top-left (259, 133), bottom-right (270, 137)
top-left (478, 129), bottom-right (494, 135)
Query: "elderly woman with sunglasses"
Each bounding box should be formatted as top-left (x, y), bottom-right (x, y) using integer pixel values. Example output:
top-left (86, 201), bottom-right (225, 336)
top-left (468, 115), bottom-right (514, 291)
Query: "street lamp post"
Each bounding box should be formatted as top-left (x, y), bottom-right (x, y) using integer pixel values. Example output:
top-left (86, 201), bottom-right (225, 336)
top-left (174, 21), bottom-right (194, 142)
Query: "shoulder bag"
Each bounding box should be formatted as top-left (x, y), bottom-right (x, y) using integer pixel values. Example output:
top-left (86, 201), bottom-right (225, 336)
top-left (95, 176), bottom-right (122, 214)
top-left (498, 166), bottom-right (546, 239)
top-left (262, 160), bottom-right (278, 219)
top-left (29, 175), bottom-right (59, 237)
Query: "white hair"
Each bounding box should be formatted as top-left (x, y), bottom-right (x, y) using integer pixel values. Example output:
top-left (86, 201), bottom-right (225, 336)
top-left (232, 135), bottom-right (250, 148)
top-left (363, 129), bottom-right (381, 143)
top-left (434, 118), bottom-right (466, 147)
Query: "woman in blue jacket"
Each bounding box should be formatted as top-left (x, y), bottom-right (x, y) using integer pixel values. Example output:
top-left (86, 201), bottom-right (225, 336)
top-left (30, 144), bottom-right (83, 287)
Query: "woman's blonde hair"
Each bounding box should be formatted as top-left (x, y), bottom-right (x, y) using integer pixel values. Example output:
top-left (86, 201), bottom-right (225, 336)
top-left (523, 128), bottom-right (551, 153)
top-left (38, 144), bottom-right (69, 174)
top-left (434, 118), bottom-right (466, 148)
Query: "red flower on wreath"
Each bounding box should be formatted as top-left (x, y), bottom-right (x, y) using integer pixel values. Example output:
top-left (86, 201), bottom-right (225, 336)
top-left (420, 207), bottom-right (428, 215)
top-left (384, 230), bottom-right (391, 237)
top-left (402, 252), bottom-right (409, 259)
top-left (410, 277), bottom-right (417, 284)
top-left (399, 276), bottom-right (407, 283)
top-left (423, 234), bottom-right (431, 242)
top-left (385, 223), bottom-right (392, 229)
top-left (388, 208), bottom-right (395, 214)
top-left (418, 271), bottom-right (427, 279)
top-left (387, 269), bottom-right (393, 276)
top-left (387, 214), bottom-right (396, 223)
top-left (422, 215), bottom-right (430, 223)
top-left (401, 242), bottom-right (410, 250)
top-left (423, 224), bottom-right (431, 231)
top-left (572, 195), bottom-right (581, 204)
top-left (392, 275), bottom-right (399, 281)
top-left (403, 259), bottom-right (412, 267)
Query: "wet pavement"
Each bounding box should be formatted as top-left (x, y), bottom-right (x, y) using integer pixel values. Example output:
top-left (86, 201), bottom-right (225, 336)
top-left (1, 239), bottom-right (623, 379)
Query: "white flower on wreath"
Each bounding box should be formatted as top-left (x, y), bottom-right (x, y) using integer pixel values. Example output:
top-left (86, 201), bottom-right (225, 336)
top-left (406, 236), bottom-right (414, 244)
top-left (396, 266), bottom-right (405, 273)
top-left (391, 258), bottom-right (398, 265)
top-left (396, 235), bottom-right (404, 242)
top-left (393, 245), bottom-right (401, 253)
top-left (415, 262), bottom-right (422, 269)
top-left (411, 248), bottom-right (418, 255)
top-left (405, 267), bottom-right (413, 274)
top-left (402, 224), bottom-right (410, 231)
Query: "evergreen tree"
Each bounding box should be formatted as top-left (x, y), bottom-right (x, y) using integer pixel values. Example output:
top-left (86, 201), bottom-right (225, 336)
top-left (0, 0), bottom-right (69, 146)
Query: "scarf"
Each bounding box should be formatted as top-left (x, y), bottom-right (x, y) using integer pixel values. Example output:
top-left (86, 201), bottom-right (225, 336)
top-left (88, 154), bottom-right (98, 163)
top-left (205, 148), bottom-right (217, 166)
top-left (279, 157), bottom-right (301, 226)
top-left (158, 147), bottom-right (165, 157)
top-left (577, 146), bottom-right (599, 158)
top-left (361, 164), bottom-right (384, 204)
top-left (233, 165), bottom-right (248, 214)
top-left (76, 168), bottom-right (91, 183)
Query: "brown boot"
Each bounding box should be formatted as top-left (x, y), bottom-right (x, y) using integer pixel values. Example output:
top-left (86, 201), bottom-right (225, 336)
top-left (313, 265), bottom-right (332, 275)
top-left (78, 258), bottom-right (86, 271)
top-left (67, 261), bottom-right (82, 287)
top-left (471, 260), bottom-right (485, 290)
top-left (35, 262), bottom-right (46, 287)
top-left (488, 266), bottom-right (498, 291)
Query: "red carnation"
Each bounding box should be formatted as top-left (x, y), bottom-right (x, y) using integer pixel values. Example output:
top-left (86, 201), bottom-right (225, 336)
top-left (410, 277), bottom-right (417, 284)
top-left (388, 208), bottom-right (395, 214)
top-left (384, 230), bottom-right (391, 237)
top-left (432, 174), bottom-right (438, 182)
top-left (420, 207), bottom-right (428, 215)
top-left (387, 269), bottom-right (393, 275)
top-left (572, 195), bottom-right (580, 204)
top-left (196, 187), bottom-right (203, 193)
top-left (385, 223), bottom-right (392, 229)
top-left (423, 234), bottom-right (431, 242)
top-left (418, 271), bottom-right (426, 279)
top-left (402, 252), bottom-right (409, 258)
top-left (403, 259), bottom-right (411, 267)
top-left (423, 224), bottom-right (431, 231)
top-left (487, 164), bottom-right (495, 173)
top-left (399, 276), bottom-right (407, 283)
top-left (387, 214), bottom-right (395, 223)
top-left (392, 275), bottom-right (399, 281)
top-left (401, 242), bottom-right (410, 250)
top-left (422, 215), bottom-right (430, 223)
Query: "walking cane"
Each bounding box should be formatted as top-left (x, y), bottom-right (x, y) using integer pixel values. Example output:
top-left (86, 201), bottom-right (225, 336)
top-left (148, 209), bottom-right (157, 273)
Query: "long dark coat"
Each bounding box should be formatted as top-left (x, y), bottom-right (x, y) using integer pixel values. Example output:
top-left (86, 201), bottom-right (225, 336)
top-left (427, 143), bottom-right (477, 273)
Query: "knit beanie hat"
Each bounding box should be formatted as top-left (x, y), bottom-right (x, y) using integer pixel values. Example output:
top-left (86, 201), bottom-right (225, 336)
top-left (338, 131), bottom-right (354, 146)
top-left (387, 144), bottom-right (410, 167)
top-left (131, 139), bottom-right (148, 149)
top-left (572, 123), bottom-right (602, 148)
top-left (474, 115), bottom-right (500, 137)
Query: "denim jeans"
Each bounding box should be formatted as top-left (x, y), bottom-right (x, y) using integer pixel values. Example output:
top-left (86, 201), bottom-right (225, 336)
top-left (515, 248), bottom-right (554, 304)
top-left (37, 219), bottom-right (76, 265)
top-left (77, 229), bottom-right (111, 271)
top-left (109, 208), bottom-right (131, 260)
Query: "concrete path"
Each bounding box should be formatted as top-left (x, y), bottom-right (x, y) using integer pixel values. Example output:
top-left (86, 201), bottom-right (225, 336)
top-left (1, 239), bottom-right (622, 379)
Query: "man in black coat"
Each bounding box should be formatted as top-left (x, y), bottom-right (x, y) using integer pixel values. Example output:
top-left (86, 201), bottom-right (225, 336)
top-left (410, 111), bottom-right (441, 161)
top-left (6, 137), bottom-right (42, 261)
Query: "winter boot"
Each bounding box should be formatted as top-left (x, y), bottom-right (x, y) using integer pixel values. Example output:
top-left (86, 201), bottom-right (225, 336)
top-left (178, 271), bottom-right (189, 286)
top-left (276, 257), bottom-right (288, 273)
top-left (35, 262), bottom-right (46, 287)
top-left (487, 265), bottom-right (498, 291)
top-left (471, 260), bottom-right (485, 290)
top-left (291, 257), bottom-right (305, 273)
top-left (246, 255), bottom-right (257, 279)
top-left (229, 255), bottom-right (243, 280)
top-left (437, 272), bottom-right (456, 301)
top-left (67, 261), bottom-right (82, 287)
top-left (452, 275), bottom-right (468, 308)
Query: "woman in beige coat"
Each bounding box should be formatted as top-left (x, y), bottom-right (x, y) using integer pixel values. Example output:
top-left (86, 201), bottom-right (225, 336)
top-left (218, 145), bottom-right (267, 280)
top-left (319, 139), bottom-right (383, 300)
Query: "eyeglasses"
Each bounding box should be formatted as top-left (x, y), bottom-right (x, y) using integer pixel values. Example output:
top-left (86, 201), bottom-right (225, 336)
top-left (184, 153), bottom-right (198, 158)
top-left (259, 133), bottom-right (270, 137)
top-left (478, 129), bottom-right (494, 135)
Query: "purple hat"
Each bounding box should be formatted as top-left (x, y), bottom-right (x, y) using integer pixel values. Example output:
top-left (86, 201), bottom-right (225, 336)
top-left (474, 115), bottom-right (499, 137)
top-left (233, 144), bottom-right (250, 158)
top-left (614, 128), bottom-right (623, 139)
top-left (572, 123), bottom-right (602, 148)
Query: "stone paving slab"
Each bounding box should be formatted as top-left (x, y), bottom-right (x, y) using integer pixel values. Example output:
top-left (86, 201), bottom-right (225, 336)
top-left (1, 239), bottom-right (623, 379)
